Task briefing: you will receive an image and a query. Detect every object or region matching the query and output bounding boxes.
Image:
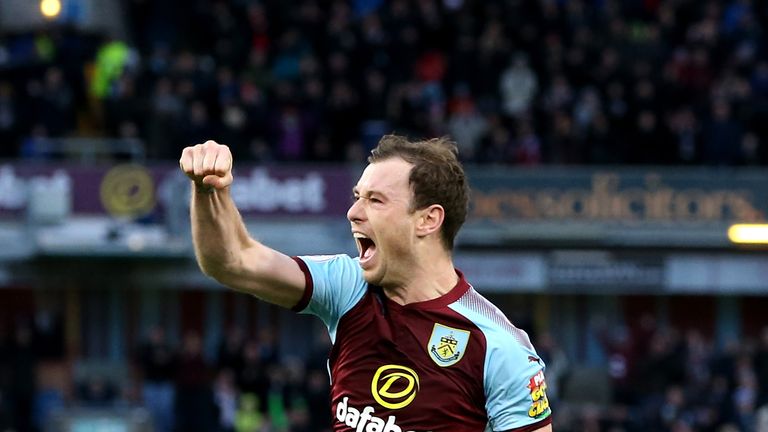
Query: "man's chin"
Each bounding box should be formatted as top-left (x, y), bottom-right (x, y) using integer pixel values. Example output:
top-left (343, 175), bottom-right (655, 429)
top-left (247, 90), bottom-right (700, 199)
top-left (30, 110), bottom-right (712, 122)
top-left (361, 269), bottom-right (383, 286)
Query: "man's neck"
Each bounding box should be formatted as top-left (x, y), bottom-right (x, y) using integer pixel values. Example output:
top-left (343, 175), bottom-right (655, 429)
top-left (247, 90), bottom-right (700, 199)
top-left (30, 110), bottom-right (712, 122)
top-left (382, 255), bottom-right (458, 305)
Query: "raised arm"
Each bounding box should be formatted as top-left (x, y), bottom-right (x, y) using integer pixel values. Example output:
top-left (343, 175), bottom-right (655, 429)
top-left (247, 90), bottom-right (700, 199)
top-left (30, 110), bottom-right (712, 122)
top-left (179, 140), bottom-right (306, 308)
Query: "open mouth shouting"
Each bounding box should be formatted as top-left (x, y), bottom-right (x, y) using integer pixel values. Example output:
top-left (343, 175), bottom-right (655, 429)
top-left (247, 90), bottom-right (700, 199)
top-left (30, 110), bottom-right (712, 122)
top-left (353, 232), bottom-right (377, 268)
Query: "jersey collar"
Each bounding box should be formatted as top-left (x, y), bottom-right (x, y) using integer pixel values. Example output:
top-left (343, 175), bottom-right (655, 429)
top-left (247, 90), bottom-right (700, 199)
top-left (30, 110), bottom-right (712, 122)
top-left (379, 269), bottom-right (470, 311)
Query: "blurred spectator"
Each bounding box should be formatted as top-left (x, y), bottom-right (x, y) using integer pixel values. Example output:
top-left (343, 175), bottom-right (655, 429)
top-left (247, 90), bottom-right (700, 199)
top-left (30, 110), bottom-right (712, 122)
top-left (77, 375), bottom-right (118, 408)
top-left (218, 326), bottom-right (245, 373)
top-left (235, 393), bottom-right (264, 432)
top-left (90, 38), bottom-right (134, 100)
top-left (512, 119), bottom-right (543, 165)
top-left (0, 324), bottom-right (10, 430)
top-left (447, 84), bottom-right (487, 161)
top-left (585, 113), bottom-right (616, 164)
top-left (478, 118), bottom-right (513, 164)
top-left (138, 325), bottom-right (176, 432)
top-left (0, 321), bottom-right (38, 431)
top-left (756, 328), bottom-right (768, 407)
top-left (499, 53), bottom-right (538, 118)
top-left (625, 110), bottom-right (675, 165)
top-left (33, 309), bottom-right (64, 360)
top-left (667, 106), bottom-right (701, 164)
top-left (238, 339), bottom-right (269, 411)
top-left (175, 331), bottom-right (216, 432)
top-left (304, 368), bottom-right (331, 431)
top-left (326, 80), bottom-right (362, 161)
top-left (545, 110), bottom-right (581, 164)
top-left (39, 67), bottom-right (74, 137)
top-left (213, 370), bottom-right (238, 432)
top-left (0, 82), bottom-right (19, 159)
top-left (182, 100), bottom-right (217, 150)
top-left (535, 333), bottom-right (568, 405)
top-left (264, 365), bottom-right (291, 430)
top-left (9, 322), bottom-right (36, 432)
top-left (148, 77), bottom-right (184, 159)
top-left (0, 396), bottom-right (9, 432)
top-left (304, 326), bottom-right (332, 430)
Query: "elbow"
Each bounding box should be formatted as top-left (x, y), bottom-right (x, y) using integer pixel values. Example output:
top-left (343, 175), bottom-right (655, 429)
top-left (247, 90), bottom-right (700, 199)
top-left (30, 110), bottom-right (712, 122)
top-left (195, 253), bottom-right (232, 281)
top-left (195, 245), bottom-right (258, 284)
top-left (194, 240), bottom-right (267, 285)
top-left (197, 260), bottom-right (217, 278)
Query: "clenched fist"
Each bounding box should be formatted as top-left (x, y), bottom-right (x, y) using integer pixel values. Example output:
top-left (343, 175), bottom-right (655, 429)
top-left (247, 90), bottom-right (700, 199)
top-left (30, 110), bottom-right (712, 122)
top-left (179, 140), bottom-right (234, 190)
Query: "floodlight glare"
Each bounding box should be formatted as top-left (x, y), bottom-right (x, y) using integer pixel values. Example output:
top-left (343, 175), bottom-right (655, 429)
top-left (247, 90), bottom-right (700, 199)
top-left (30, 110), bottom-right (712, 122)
top-left (40, 0), bottom-right (62, 19)
top-left (727, 224), bottom-right (768, 244)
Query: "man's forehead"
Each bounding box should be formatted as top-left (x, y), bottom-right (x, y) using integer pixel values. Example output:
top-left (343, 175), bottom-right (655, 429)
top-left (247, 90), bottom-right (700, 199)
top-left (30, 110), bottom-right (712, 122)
top-left (355, 158), bottom-right (412, 192)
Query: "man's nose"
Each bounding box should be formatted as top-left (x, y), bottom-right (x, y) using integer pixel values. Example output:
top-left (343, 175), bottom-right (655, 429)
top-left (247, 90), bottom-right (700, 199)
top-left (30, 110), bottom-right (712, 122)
top-left (347, 198), bottom-right (364, 223)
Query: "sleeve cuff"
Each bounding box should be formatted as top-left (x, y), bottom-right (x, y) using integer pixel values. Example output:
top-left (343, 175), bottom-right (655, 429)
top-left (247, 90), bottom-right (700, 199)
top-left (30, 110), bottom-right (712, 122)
top-left (290, 257), bottom-right (314, 312)
top-left (501, 415), bottom-right (552, 432)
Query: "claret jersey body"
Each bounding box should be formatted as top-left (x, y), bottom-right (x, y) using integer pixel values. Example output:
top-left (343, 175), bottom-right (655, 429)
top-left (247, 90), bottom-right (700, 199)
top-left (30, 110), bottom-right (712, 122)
top-left (292, 254), bottom-right (552, 432)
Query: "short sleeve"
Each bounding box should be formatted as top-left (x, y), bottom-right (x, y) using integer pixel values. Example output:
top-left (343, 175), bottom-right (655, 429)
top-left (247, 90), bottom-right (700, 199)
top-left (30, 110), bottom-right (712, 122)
top-left (485, 337), bottom-right (552, 431)
top-left (292, 254), bottom-right (367, 342)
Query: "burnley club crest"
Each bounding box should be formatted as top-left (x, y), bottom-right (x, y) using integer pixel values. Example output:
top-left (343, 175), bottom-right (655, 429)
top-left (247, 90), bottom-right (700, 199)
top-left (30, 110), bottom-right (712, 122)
top-left (427, 323), bottom-right (470, 367)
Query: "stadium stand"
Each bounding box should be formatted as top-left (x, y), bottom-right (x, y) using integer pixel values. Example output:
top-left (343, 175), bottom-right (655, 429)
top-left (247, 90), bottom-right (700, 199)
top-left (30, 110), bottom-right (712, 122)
top-left (0, 0), bottom-right (766, 164)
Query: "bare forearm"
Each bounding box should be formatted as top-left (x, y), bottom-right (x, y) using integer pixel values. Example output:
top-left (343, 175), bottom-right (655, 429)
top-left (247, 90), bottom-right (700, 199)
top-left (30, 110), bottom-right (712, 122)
top-left (190, 185), bottom-right (253, 278)
top-left (180, 141), bottom-right (306, 308)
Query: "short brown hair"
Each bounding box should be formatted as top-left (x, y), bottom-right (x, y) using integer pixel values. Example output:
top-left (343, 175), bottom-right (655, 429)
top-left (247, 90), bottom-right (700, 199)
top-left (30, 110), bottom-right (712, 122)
top-left (369, 135), bottom-right (469, 251)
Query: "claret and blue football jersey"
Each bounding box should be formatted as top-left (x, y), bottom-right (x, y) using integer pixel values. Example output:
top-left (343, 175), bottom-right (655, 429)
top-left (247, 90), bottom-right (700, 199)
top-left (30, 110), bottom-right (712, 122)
top-left (291, 254), bottom-right (552, 432)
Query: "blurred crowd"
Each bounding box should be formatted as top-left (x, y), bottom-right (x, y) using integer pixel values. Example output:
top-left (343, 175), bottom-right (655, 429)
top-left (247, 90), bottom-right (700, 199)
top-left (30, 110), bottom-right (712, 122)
top-left (1, 0), bottom-right (767, 164)
top-left (0, 321), bottom-right (332, 432)
top-left (132, 325), bottom-right (331, 432)
top-left (2, 316), bottom-right (768, 431)
top-left (554, 319), bottom-right (768, 432)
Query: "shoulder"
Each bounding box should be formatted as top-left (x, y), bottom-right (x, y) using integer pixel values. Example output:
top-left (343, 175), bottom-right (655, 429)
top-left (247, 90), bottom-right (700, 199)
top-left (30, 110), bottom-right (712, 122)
top-left (298, 253), bottom-right (360, 267)
top-left (449, 290), bottom-right (552, 430)
top-left (448, 287), bottom-right (535, 356)
top-left (295, 253), bottom-right (363, 281)
top-left (293, 254), bottom-right (368, 332)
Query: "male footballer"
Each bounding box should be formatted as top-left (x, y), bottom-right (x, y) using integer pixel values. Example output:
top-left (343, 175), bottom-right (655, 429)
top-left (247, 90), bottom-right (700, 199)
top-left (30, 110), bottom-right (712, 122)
top-left (180, 135), bottom-right (552, 431)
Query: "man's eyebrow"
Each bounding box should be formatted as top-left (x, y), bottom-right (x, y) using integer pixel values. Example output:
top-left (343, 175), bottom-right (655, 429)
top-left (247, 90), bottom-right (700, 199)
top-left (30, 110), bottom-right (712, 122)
top-left (352, 187), bottom-right (385, 198)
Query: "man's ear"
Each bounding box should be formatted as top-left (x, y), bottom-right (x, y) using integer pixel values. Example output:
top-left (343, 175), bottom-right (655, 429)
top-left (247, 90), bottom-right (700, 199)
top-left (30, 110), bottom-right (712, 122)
top-left (416, 204), bottom-right (445, 238)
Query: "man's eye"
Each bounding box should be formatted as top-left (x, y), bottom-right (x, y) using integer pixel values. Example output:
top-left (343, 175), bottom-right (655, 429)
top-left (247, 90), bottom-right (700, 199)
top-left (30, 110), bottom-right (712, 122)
top-left (370, 198), bottom-right (382, 204)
